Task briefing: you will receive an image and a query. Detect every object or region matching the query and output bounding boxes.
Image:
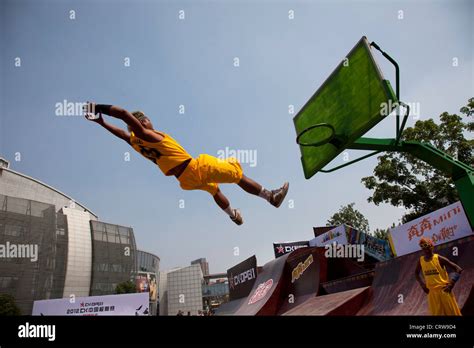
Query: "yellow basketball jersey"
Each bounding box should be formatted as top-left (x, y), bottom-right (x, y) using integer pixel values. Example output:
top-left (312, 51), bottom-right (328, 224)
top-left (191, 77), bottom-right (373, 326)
top-left (420, 254), bottom-right (450, 290)
top-left (130, 130), bottom-right (192, 176)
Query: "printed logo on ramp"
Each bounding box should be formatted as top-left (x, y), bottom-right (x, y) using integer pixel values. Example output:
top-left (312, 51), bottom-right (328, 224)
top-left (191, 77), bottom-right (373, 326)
top-left (248, 279), bottom-right (273, 305)
top-left (291, 254), bottom-right (314, 283)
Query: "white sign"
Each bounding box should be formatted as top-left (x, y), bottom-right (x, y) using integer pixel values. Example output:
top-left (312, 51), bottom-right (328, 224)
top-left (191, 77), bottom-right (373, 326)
top-left (309, 224), bottom-right (348, 247)
top-left (32, 292), bottom-right (149, 316)
top-left (389, 201), bottom-right (473, 257)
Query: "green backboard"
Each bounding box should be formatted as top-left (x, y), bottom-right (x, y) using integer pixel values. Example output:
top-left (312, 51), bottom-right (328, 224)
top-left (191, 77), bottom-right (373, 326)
top-left (293, 36), bottom-right (398, 179)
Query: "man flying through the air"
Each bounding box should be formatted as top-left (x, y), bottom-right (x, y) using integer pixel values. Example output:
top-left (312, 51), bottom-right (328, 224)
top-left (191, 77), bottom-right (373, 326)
top-left (84, 103), bottom-right (289, 225)
top-left (415, 237), bottom-right (463, 316)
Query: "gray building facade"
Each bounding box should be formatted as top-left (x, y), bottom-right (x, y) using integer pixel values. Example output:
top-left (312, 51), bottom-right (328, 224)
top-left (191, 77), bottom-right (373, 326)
top-left (90, 221), bottom-right (137, 296)
top-left (191, 258), bottom-right (209, 276)
top-left (0, 161), bottom-right (140, 314)
top-left (137, 250), bottom-right (160, 274)
top-left (161, 264), bottom-right (204, 315)
top-left (0, 195), bottom-right (64, 314)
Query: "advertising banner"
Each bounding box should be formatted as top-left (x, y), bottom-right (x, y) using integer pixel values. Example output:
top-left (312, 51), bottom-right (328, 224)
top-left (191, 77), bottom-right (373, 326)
top-left (136, 273), bottom-right (149, 293)
top-left (347, 227), bottom-right (392, 261)
top-left (273, 241), bottom-right (309, 258)
top-left (227, 255), bottom-right (258, 301)
top-left (135, 272), bottom-right (157, 301)
top-left (147, 273), bottom-right (158, 302)
top-left (361, 232), bottom-right (392, 261)
top-left (32, 293), bottom-right (149, 316)
top-left (389, 201), bottom-right (473, 257)
top-left (309, 224), bottom-right (348, 247)
top-left (347, 226), bottom-right (363, 244)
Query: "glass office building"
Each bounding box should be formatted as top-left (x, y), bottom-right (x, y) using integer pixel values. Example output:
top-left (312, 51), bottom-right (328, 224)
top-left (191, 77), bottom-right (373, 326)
top-left (0, 160), bottom-right (141, 314)
top-left (202, 277), bottom-right (229, 312)
top-left (137, 250), bottom-right (160, 274)
top-left (90, 221), bottom-right (137, 296)
top-left (202, 281), bottom-right (229, 297)
top-left (0, 195), bottom-right (62, 314)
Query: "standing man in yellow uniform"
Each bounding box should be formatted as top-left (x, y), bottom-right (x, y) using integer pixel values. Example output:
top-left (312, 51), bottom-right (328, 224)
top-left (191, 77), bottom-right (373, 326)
top-left (84, 103), bottom-right (289, 226)
top-left (415, 237), bottom-right (463, 316)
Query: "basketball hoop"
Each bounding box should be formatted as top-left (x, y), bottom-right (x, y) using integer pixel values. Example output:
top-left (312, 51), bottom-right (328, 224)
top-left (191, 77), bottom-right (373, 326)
top-left (296, 123), bottom-right (336, 147)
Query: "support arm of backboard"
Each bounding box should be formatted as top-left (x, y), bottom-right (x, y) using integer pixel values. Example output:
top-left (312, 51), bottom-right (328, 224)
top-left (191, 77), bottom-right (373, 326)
top-left (370, 42), bottom-right (412, 145)
top-left (345, 137), bottom-right (474, 227)
top-left (319, 150), bottom-right (382, 173)
top-left (370, 41), bottom-right (404, 143)
top-left (319, 138), bottom-right (399, 173)
top-left (319, 104), bottom-right (410, 173)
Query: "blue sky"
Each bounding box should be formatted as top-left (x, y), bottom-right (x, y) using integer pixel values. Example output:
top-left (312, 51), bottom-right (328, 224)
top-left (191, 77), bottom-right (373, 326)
top-left (1, 0), bottom-right (472, 273)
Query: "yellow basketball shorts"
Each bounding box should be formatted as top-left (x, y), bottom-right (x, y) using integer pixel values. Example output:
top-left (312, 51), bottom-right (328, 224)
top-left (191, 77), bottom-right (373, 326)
top-left (427, 288), bottom-right (462, 316)
top-left (178, 154), bottom-right (243, 196)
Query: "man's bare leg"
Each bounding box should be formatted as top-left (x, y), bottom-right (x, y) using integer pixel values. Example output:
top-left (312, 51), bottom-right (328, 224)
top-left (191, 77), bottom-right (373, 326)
top-left (238, 175), bottom-right (289, 208)
top-left (237, 175), bottom-right (262, 195)
top-left (213, 188), bottom-right (230, 209)
top-left (213, 188), bottom-right (243, 225)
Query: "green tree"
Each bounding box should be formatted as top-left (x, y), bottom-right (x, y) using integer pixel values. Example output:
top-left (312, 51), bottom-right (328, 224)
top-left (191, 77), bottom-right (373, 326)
top-left (327, 202), bottom-right (370, 234)
top-left (0, 294), bottom-right (21, 315)
top-left (362, 98), bottom-right (474, 223)
top-left (115, 280), bottom-right (137, 294)
top-left (372, 228), bottom-right (389, 241)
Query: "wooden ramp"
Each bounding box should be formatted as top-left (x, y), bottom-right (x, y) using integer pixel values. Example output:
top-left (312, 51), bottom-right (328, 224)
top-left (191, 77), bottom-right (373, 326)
top-left (283, 286), bottom-right (370, 316)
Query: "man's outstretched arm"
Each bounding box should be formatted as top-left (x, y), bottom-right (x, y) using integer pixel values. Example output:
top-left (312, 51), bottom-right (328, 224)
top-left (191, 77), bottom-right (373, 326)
top-left (85, 113), bottom-right (130, 144)
top-left (85, 102), bottom-right (160, 142)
